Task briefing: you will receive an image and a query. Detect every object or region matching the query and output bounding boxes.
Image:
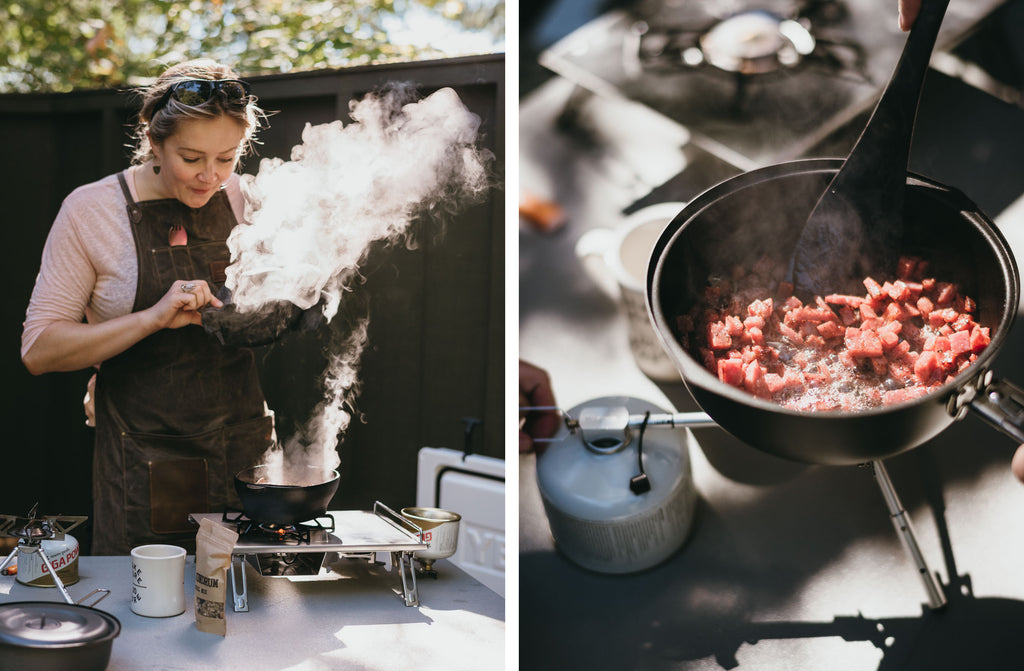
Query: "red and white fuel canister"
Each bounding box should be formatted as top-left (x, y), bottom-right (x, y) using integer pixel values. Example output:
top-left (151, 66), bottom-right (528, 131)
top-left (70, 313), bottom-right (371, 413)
top-left (15, 534), bottom-right (80, 588)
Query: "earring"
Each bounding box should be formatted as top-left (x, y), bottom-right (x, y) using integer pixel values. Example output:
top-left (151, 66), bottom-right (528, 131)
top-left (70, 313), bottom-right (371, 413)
top-left (153, 164), bottom-right (161, 175)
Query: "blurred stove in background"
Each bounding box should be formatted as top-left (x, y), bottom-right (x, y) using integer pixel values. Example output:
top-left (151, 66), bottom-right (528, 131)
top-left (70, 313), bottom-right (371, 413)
top-left (536, 0), bottom-right (1016, 208)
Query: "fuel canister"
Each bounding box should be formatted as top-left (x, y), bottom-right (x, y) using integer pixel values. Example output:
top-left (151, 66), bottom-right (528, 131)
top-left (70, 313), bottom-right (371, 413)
top-left (15, 534), bottom-right (80, 588)
top-left (536, 396), bottom-right (698, 574)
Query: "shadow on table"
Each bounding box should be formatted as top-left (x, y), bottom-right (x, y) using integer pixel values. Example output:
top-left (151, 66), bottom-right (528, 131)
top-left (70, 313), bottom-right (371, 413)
top-left (520, 402), bottom-right (1022, 671)
top-left (694, 446), bottom-right (1024, 670)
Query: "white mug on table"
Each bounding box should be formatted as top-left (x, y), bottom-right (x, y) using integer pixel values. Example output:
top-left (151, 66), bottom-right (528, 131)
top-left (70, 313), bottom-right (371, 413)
top-left (576, 202), bottom-right (686, 381)
top-left (130, 544), bottom-right (187, 617)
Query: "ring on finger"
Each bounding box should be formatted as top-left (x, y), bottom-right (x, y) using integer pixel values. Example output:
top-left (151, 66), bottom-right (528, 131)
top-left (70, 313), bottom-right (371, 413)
top-left (180, 283), bottom-right (196, 294)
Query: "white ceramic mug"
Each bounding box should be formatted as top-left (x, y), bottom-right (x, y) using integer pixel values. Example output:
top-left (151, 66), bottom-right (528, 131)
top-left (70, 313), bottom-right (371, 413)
top-left (130, 544), bottom-right (187, 618)
top-left (576, 202), bottom-right (686, 381)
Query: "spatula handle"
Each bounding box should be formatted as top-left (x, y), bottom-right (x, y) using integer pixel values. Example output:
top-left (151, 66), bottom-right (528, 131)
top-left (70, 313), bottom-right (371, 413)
top-left (843, 0), bottom-right (950, 186)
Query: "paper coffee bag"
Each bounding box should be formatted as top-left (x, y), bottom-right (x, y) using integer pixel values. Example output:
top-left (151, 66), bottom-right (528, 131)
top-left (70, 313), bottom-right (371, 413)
top-left (194, 518), bottom-right (238, 636)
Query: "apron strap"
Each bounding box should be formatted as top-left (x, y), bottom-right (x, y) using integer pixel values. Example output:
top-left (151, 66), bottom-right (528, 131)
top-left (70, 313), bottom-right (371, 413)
top-left (116, 171), bottom-right (143, 225)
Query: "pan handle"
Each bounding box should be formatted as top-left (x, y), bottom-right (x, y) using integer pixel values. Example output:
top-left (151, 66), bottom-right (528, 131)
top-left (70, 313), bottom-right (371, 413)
top-left (960, 372), bottom-right (1024, 444)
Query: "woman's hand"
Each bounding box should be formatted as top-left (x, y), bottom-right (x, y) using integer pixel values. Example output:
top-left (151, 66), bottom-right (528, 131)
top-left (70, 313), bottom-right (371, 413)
top-left (145, 280), bottom-right (224, 330)
top-left (898, 0), bottom-right (921, 30)
top-left (24, 281), bottom-right (226, 375)
top-left (519, 360), bottom-right (560, 453)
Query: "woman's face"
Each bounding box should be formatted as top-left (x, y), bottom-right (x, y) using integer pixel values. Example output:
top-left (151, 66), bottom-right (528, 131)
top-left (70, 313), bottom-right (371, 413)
top-left (152, 115), bottom-right (246, 208)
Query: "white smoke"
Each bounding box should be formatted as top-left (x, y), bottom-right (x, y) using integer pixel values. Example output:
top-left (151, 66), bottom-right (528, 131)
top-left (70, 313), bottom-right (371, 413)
top-left (229, 84), bottom-right (492, 485)
top-left (260, 318), bottom-right (369, 485)
top-left (226, 84), bottom-right (491, 320)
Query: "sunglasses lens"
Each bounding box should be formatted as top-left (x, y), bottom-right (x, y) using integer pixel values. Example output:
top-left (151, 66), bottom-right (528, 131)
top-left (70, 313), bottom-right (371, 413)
top-left (172, 81), bottom-right (212, 106)
top-left (219, 81), bottom-right (249, 102)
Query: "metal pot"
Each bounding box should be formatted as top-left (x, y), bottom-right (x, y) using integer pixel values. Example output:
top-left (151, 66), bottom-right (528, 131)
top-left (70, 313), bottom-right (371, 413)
top-left (234, 465), bottom-right (339, 524)
top-left (0, 595), bottom-right (119, 671)
top-left (201, 286), bottom-right (324, 347)
top-left (400, 507), bottom-right (461, 570)
top-left (647, 158), bottom-right (1023, 465)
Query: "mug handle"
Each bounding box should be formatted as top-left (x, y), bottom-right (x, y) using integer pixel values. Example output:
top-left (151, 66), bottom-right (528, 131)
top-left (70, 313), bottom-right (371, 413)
top-left (575, 228), bottom-right (621, 300)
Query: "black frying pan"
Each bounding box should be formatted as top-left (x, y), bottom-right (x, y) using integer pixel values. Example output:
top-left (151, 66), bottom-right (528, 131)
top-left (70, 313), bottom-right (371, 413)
top-left (234, 465), bottom-right (339, 524)
top-left (647, 159), bottom-right (1024, 466)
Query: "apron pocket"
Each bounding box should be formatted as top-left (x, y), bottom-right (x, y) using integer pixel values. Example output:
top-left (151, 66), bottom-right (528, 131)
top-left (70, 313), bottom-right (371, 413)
top-left (149, 458), bottom-right (209, 533)
top-left (122, 427), bottom-right (228, 543)
top-left (121, 414), bottom-right (275, 542)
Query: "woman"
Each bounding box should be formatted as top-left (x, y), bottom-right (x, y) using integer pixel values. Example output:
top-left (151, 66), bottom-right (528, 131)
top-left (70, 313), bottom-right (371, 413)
top-left (22, 59), bottom-right (274, 555)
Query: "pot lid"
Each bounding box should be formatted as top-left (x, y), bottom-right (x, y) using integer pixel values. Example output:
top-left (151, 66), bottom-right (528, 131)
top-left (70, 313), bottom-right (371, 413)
top-left (0, 602), bottom-right (120, 648)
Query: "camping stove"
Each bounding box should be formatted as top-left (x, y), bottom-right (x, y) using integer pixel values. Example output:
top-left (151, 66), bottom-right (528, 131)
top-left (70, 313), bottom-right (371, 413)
top-left (0, 504), bottom-right (87, 604)
top-left (188, 501), bottom-right (428, 612)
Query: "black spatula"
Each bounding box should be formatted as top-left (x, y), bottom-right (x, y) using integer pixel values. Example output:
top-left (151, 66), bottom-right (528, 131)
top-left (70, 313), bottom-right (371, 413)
top-left (789, 0), bottom-right (950, 298)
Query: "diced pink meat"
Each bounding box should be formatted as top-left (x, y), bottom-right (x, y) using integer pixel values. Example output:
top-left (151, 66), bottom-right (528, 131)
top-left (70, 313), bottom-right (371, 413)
top-left (914, 351), bottom-right (939, 384)
top-left (686, 254), bottom-right (991, 412)
top-left (718, 357), bottom-right (744, 387)
top-left (709, 322), bottom-right (732, 350)
top-left (845, 328), bottom-right (883, 358)
top-left (743, 361), bottom-right (770, 398)
top-left (748, 298), bottom-right (773, 320)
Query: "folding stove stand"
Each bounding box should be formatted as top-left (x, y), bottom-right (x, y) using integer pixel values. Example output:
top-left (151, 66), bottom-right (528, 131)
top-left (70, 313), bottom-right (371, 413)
top-left (189, 501), bottom-right (428, 611)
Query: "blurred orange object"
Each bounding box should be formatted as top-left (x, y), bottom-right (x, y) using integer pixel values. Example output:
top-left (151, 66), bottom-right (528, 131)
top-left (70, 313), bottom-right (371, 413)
top-left (519, 192), bottom-right (567, 233)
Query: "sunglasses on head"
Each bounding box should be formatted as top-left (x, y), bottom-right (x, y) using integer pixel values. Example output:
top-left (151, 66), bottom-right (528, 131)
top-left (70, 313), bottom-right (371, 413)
top-left (153, 79), bottom-right (251, 114)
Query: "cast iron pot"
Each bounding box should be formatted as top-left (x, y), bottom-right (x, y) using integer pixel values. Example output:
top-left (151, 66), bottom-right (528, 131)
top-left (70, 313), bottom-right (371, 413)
top-left (647, 158), bottom-right (1024, 466)
top-left (0, 601), bottom-right (120, 671)
top-left (235, 465), bottom-right (340, 524)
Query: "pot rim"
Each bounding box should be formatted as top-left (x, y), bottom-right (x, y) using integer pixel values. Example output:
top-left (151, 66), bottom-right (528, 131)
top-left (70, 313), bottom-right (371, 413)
top-left (400, 507), bottom-right (462, 524)
top-left (235, 465), bottom-right (340, 489)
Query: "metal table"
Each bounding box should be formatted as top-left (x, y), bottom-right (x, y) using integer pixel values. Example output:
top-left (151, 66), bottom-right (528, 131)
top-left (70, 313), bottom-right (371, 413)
top-left (0, 552), bottom-right (504, 671)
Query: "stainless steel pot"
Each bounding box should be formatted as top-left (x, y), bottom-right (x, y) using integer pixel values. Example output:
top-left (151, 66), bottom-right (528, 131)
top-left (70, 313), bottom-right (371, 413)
top-left (0, 592), bottom-right (119, 671)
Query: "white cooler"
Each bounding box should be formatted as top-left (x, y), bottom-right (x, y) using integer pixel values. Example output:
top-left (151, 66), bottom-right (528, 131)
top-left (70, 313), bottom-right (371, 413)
top-left (415, 447), bottom-right (505, 596)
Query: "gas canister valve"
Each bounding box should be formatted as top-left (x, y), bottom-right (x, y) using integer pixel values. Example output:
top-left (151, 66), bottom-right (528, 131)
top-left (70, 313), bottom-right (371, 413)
top-left (577, 406), bottom-right (632, 452)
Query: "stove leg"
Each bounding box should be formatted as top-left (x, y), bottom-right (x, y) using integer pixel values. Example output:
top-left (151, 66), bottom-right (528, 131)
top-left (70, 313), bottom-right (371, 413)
top-left (870, 460), bottom-right (947, 610)
top-left (229, 554), bottom-right (249, 613)
top-left (29, 546), bottom-right (75, 605)
top-left (393, 551), bottom-right (420, 607)
top-left (0, 548), bottom-right (16, 574)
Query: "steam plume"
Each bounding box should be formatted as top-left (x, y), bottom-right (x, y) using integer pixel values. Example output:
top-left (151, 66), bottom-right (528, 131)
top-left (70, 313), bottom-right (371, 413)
top-left (260, 318), bottom-right (368, 484)
top-left (226, 84), bottom-right (491, 320)
top-left (229, 84), bottom-right (492, 484)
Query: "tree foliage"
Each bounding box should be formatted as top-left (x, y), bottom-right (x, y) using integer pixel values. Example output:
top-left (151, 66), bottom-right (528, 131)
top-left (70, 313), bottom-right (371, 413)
top-left (0, 0), bottom-right (504, 93)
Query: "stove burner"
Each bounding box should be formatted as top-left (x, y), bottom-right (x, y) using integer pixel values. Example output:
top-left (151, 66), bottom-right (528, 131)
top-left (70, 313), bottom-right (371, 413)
top-left (630, 8), bottom-right (866, 78)
top-left (222, 510), bottom-right (336, 546)
top-left (697, 11), bottom-right (815, 74)
top-left (255, 522), bottom-right (309, 544)
top-left (0, 504), bottom-right (86, 545)
top-left (9, 518), bottom-right (54, 542)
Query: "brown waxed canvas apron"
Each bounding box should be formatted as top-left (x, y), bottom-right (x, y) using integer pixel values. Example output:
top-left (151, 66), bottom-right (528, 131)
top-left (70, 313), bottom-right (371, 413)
top-left (90, 172), bottom-right (273, 555)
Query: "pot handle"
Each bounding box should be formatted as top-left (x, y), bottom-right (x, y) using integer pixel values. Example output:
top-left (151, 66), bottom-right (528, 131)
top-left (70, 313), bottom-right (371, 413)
top-left (963, 372), bottom-right (1024, 443)
top-left (76, 588), bottom-right (111, 608)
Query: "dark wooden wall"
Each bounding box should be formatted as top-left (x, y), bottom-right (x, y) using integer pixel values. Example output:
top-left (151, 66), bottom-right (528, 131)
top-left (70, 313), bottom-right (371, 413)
top-left (0, 54), bottom-right (505, 553)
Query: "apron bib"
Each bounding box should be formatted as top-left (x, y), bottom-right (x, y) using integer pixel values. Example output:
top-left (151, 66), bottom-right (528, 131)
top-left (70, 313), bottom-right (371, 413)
top-left (90, 172), bottom-right (273, 555)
